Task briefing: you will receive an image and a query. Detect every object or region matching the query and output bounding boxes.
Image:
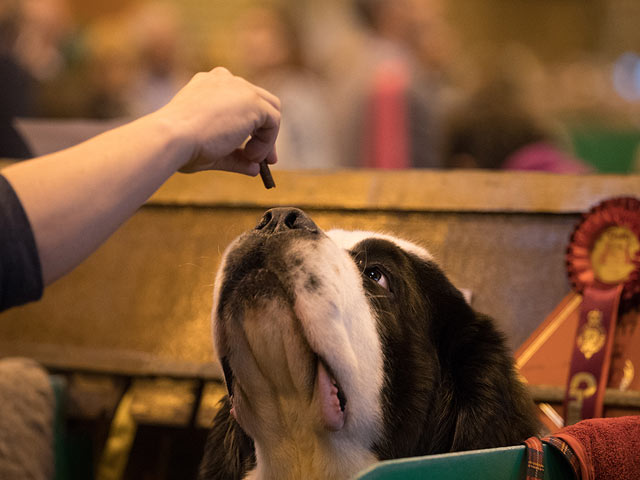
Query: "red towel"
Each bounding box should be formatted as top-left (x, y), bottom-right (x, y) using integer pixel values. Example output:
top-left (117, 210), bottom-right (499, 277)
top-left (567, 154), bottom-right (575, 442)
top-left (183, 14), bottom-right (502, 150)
top-left (548, 416), bottom-right (640, 480)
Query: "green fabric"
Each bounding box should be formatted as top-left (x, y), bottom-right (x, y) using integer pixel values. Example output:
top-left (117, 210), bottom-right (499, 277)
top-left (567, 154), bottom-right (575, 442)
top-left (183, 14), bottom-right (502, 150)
top-left (50, 375), bottom-right (94, 480)
top-left (570, 127), bottom-right (640, 173)
top-left (356, 445), bottom-right (575, 480)
top-left (51, 375), bottom-right (70, 480)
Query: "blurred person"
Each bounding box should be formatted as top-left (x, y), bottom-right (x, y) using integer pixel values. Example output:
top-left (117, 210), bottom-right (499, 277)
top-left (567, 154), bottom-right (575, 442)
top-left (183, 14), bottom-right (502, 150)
top-left (233, 5), bottom-right (337, 169)
top-left (10, 0), bottom-right (82, 118)
top-left (124, 2), bottom-right (191, 117)
top-left (83, 14), bottom-right (137, 119)
top-left (11, 0), bottom-right (71, 82)
top-left (0, 0), bottom-right (33, 158)
top-left (83, 3), bottom-right (190, 120)
top-left (0, 67), bottom-right (280, 312)
top-left (328, 0), bottom-right (454, 169)
top-left (442, 77), bottom-right (592, 173)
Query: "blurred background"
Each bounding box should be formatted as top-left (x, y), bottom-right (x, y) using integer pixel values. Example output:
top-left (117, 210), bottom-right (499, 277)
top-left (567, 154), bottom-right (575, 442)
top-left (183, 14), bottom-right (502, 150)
top-left (2, 2), bottom-right (640, 478)
top-left (2, 0), bottom-right (640, 173)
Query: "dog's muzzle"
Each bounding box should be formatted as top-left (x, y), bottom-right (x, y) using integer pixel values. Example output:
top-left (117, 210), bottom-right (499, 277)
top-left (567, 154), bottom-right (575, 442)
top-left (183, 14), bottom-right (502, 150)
top-left (217, 207), bottom-right (348, 431)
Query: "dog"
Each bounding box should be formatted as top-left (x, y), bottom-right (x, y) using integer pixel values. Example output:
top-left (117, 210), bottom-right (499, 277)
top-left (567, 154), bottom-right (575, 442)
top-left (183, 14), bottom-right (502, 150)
top-left (198, 207), bottom-right (539, 480)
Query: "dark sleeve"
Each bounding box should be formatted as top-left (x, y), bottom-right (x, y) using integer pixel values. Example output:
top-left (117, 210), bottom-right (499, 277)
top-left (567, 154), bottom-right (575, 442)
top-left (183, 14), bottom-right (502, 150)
top-left (0, 174), bottom-right (43, 312)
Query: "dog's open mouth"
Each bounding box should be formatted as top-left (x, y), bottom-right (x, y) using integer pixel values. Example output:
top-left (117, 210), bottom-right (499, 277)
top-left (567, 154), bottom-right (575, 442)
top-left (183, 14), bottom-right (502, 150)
top-left (220, 353), bottom-right (348, 432)
top-left (315, 355), bottom-right (347, 431)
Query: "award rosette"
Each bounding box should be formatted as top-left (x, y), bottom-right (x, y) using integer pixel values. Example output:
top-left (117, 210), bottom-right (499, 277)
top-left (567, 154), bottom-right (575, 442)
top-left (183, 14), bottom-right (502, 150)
top-left (563, 197), bottom-right (640, 425)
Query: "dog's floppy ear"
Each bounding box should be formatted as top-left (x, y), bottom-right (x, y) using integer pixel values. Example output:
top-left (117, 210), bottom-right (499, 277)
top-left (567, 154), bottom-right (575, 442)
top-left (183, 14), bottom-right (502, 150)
top-left (198, 396), bottom-right (255, 480)
top-left (425, 264), bottom-right (540, 451)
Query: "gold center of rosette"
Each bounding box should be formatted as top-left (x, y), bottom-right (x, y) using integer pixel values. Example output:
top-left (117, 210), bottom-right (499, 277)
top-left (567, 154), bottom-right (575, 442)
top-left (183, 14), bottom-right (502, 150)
top-left (590, 226), bottom-right (640, 284)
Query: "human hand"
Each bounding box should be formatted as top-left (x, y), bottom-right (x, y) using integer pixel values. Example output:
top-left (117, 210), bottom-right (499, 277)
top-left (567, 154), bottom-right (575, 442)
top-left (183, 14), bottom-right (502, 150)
top-left (156, 67), bottom-right (281, 176)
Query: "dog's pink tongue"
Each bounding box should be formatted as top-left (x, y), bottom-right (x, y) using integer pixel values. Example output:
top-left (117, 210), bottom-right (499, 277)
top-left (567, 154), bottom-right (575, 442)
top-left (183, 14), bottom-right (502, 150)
top-left (317, 361), bottom-right (345, 431)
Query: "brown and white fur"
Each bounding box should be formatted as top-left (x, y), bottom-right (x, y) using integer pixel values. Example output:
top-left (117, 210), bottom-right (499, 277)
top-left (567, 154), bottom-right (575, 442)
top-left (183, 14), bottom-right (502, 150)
top-left (198, 208), bottom-right (538, 480)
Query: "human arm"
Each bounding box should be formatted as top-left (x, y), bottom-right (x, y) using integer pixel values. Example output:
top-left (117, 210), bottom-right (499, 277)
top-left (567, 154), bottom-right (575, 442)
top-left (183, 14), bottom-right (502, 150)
top-left (1, 67), bottom-right (280, 287)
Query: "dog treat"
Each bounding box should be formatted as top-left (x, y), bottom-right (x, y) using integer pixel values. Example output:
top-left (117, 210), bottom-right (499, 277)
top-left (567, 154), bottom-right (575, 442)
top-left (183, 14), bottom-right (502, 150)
top-left (259, 161), bottom-right (275, 189)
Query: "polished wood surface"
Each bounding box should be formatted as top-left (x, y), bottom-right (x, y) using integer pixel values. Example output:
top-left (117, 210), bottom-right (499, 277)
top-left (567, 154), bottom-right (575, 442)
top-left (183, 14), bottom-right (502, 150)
top-left (150, 168), bottom-right (640, 213)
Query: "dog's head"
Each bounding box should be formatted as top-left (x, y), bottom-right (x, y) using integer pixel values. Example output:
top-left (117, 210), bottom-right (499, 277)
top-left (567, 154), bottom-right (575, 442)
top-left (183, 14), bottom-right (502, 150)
top-left (199, 208), bottom-right (538, 480)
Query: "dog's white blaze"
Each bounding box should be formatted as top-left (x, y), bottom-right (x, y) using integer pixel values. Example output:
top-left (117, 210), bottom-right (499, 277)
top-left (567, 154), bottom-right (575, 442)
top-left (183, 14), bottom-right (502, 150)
top-left (288, 236), bottom-right (384, 443)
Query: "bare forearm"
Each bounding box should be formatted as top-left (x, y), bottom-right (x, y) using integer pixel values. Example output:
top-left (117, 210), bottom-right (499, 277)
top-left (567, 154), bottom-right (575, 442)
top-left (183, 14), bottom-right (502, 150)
top-left (2, 67), bottom-right (279, 289)
top-left (2, 114), bottom-right (188, 285)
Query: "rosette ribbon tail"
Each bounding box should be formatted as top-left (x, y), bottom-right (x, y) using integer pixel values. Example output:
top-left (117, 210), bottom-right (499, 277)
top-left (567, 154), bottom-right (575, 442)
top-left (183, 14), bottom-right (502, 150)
top-left (563, 196), bottom-right (640, 426)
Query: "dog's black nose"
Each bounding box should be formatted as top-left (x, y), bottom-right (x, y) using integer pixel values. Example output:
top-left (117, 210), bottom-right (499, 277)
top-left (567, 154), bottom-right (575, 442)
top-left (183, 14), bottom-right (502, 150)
top-left (255, 207), bottom-right (318, 234)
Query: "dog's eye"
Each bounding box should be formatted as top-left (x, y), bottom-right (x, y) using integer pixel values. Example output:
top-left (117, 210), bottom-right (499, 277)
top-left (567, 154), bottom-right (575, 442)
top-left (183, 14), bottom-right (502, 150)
top-left (364, 266), bottom-right (390, 290)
